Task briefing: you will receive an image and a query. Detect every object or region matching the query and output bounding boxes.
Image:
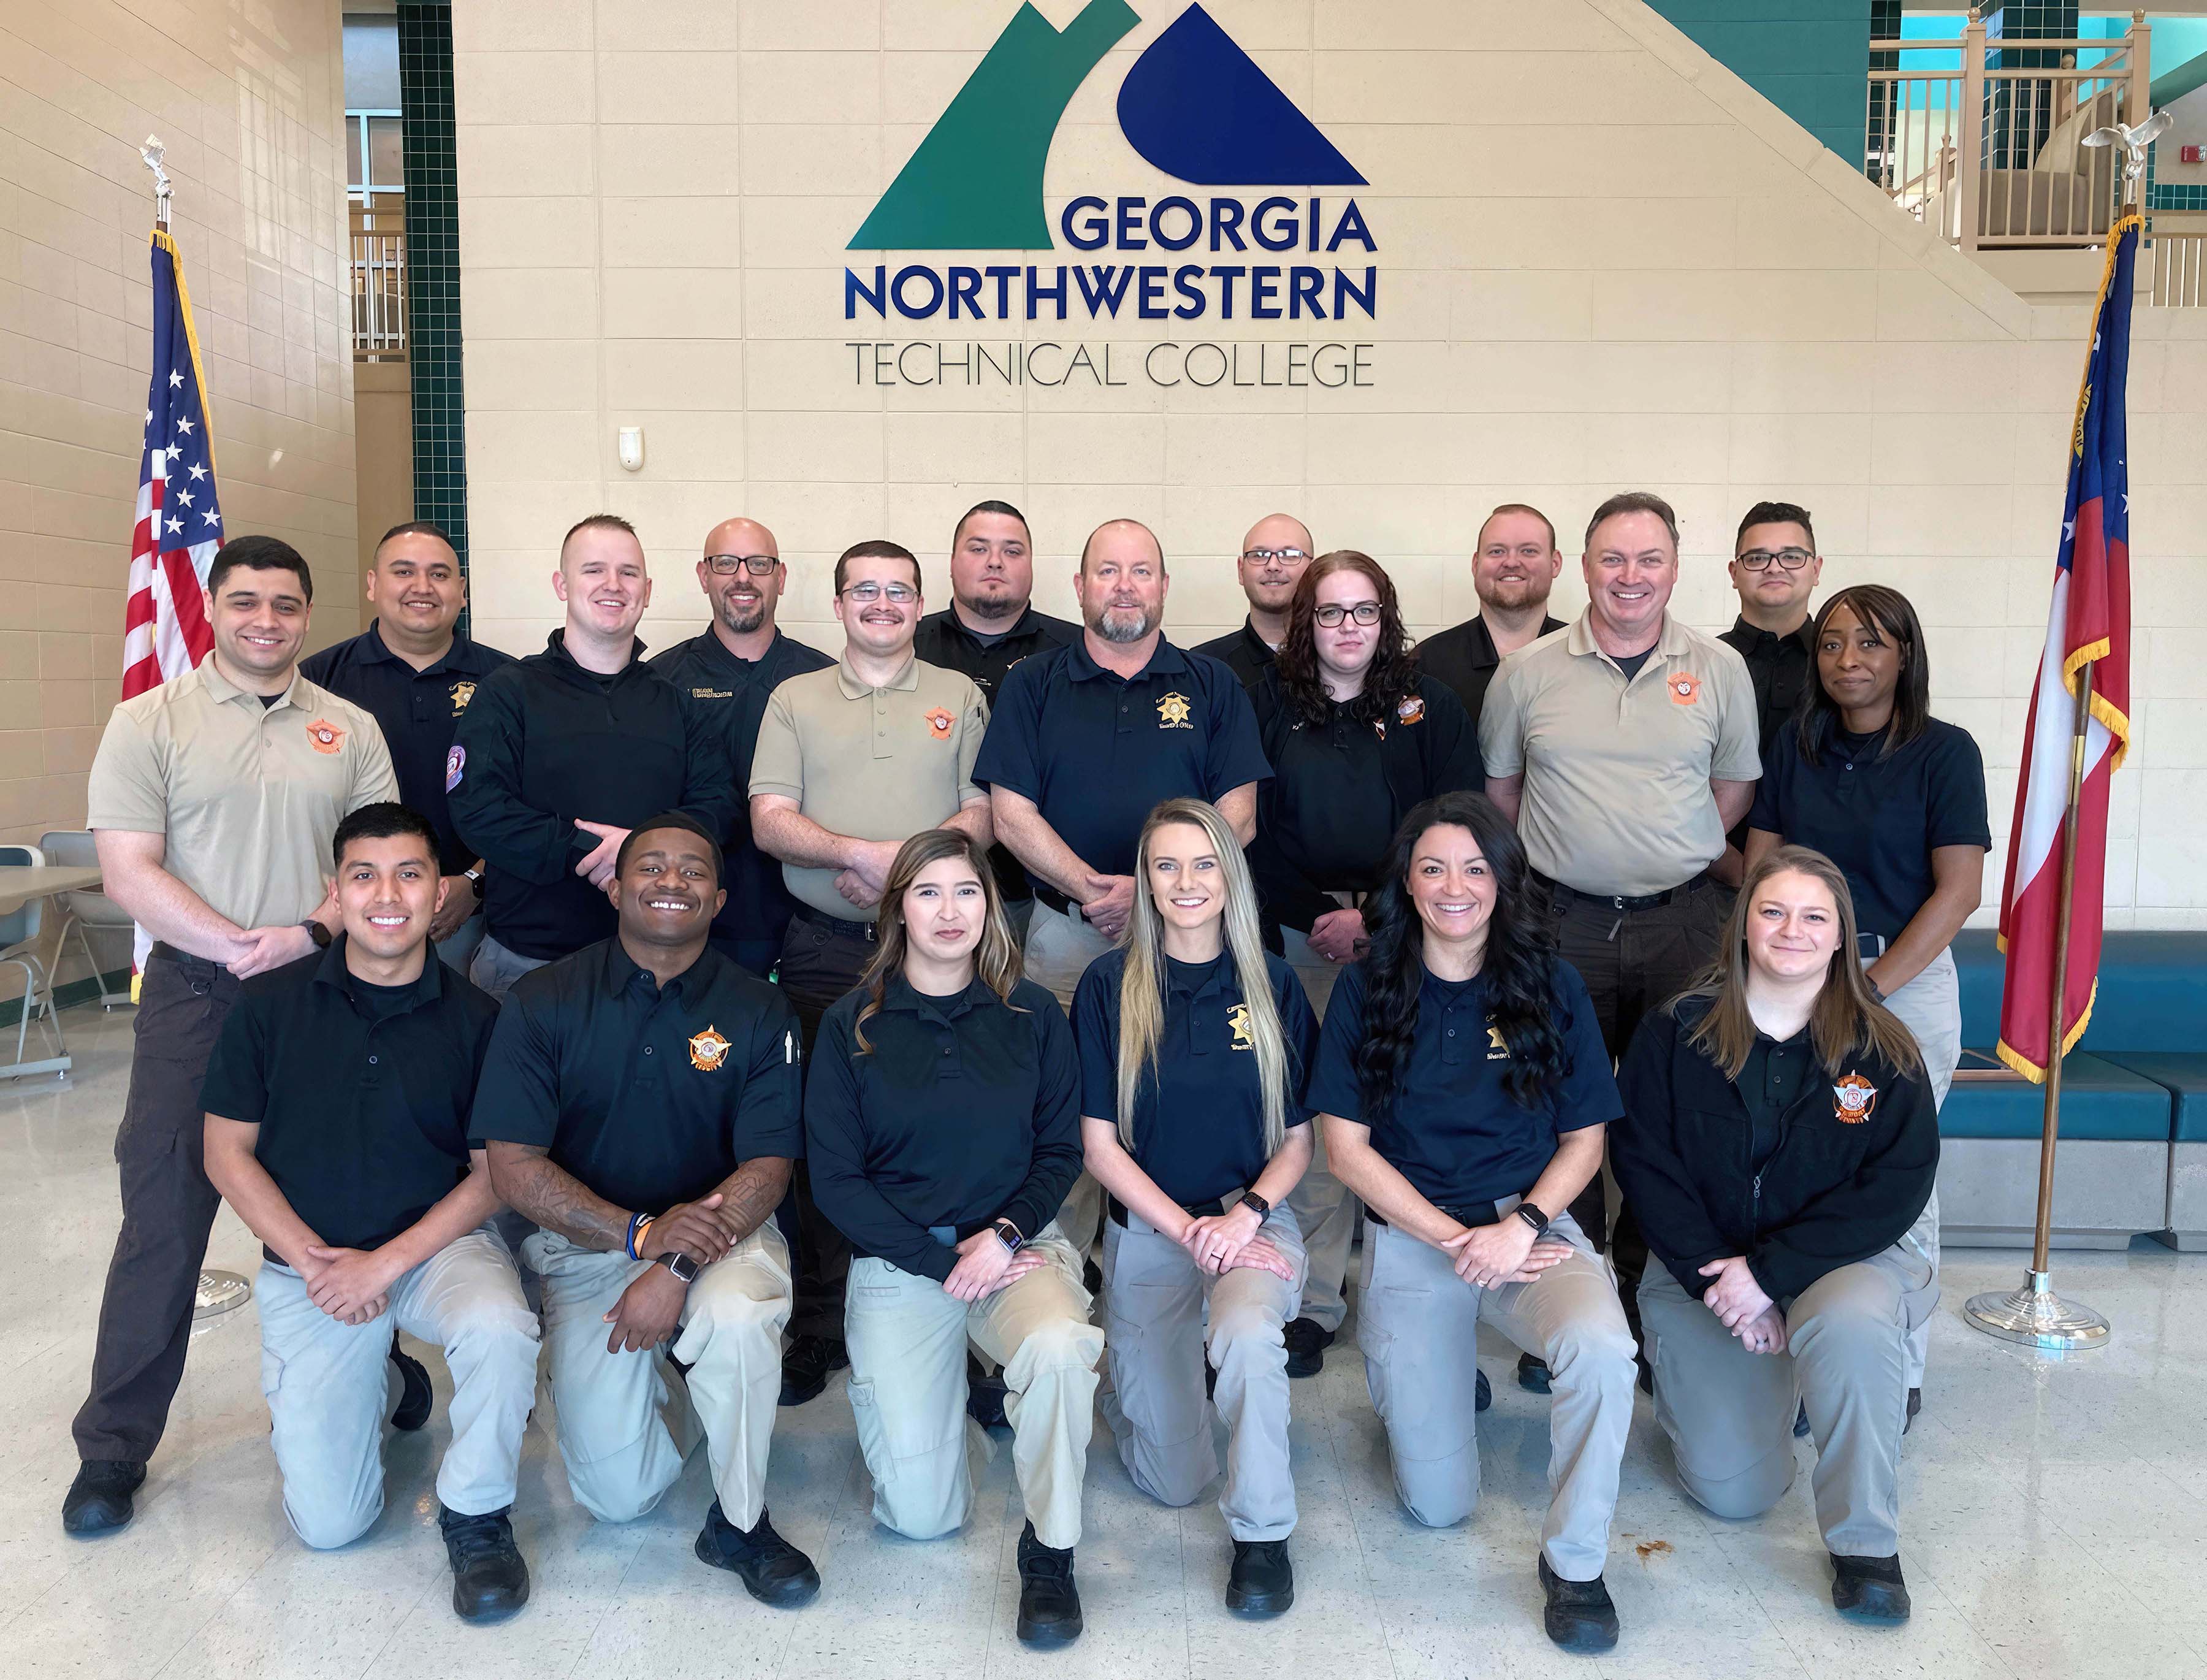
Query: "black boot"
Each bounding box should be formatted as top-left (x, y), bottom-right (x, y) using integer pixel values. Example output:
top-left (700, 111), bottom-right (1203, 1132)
top-left (1831, 1552), bottom-right (1911, 1622)
top-left (391, 1343), bottom-right (433, 1431)
top-left (1015, 1520), bottom-right (1083, 1645)
top-left (1225, 1538), bottom-right (1294, 1616)
top-left (966, 1350), bottom-right (1010, 1428)
top-left (1794, 1401), bottom-right (1811, 1439)
top-left (439, 1504), bottom-right (530, 1621)
top-left (1517, 1351), bottom-right (1551, 1394)
top-left (779, 1334), bottom-right (847, 1407)
top-left (61, 1459), bottom-right (145, 1535)
top-left (1475, 1369), bottom-right (1492, 1412)
top-left (695, 1501), bottom-right (820, 1606)
top-left (1538, 1555), bottom-right (1620, 1653)
top-left (1283, 1317), bottom-right (1333, 1379)
top-left (1905, 1387), bottom-right (1921, 1433)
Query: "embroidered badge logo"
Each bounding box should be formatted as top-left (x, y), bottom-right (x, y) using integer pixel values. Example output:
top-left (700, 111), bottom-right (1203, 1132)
top-left (924, 706), bottom-right (956, 741)
top-left (1667, 672), bottom-right (1702, 706)
top-left (445, 744), bottom-right (465, 791)
top-left (1157, 691), bottom-right (1194, 729)
top-left (1227, 1003), bottom-right (1253, 1051)
top-left (449, 679), bottom-right (477, 714)
top-left (304, 717), bottom-right (345, 754)
top-left (1486, 1023), bottom-right (1511, 1060)
top-left (1397, 694), bottom-right (1425, 725)
top-left (688, 1025), bottom-right (733, 1072)
top-left (1833, 1072), bottom-right (1878, 1123)
top-left (691, 686), bottom-right (732, 701)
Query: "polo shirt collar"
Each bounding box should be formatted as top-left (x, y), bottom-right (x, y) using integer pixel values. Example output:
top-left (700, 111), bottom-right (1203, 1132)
top-left (311, 933), bottom-right (446, 1013)
top-left (1164, 950), bottom-right (1233, 1002)
top-left (1232, 620), bottom-right (1277, 665)
top-left (692, 626), bottom-right (789, 679)
top-left (1727, 615), bottom-right (1815, 657)
top-left (883, 971), bottom-right (986, 1024)
top-left (837, 651), bottom-right (920, 698)
top-left (606, 936), bottom-right (719, 1004)
top-left (1065, 633), bottom-right (1189, 683)
top-left (946, 605), bottom-right (1046, 647)
top-left (1563, 609), bottom-right (1692, 665)
top-left (1462, 613), bottom-right (1566, 670)
top-left (545, 627), bottom-right (647, 675)
top-left (199, 657), bottom-right (306, 712)
top-left (361, 619), bottom-right (473, 677)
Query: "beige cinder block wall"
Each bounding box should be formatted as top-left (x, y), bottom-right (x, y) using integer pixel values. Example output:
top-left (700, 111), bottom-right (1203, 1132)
top-left (1, 0), bottom-right (359, 988)
top-left (452, 0), bottom-right (2207, 931)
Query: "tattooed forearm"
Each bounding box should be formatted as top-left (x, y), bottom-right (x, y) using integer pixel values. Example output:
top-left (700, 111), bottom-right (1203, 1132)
top-left (711, 1156), bottom-right (793, 1245)
top-left (486, 1142), bottom-right (630, 1251)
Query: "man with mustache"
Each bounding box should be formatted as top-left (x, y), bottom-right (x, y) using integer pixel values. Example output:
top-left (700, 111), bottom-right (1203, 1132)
top-left (1417, 503), bottom-right (1569, 735)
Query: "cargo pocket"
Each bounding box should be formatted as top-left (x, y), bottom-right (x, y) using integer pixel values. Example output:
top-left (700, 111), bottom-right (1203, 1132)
top-left (847, 1379), bottom-right (894, 1485)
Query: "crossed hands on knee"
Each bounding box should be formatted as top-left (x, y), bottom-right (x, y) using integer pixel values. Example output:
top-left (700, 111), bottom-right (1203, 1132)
top-left (1699, 1256), bottom-right (1785, 1353)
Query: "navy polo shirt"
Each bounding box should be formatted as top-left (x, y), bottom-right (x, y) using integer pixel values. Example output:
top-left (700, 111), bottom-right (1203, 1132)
top-left (1073, 947), bottom-right (1319, 1206)
top-left (1747, 716), bottom-right (1990, 944)
top-left (804, 974), bottom-right (1082, 1284)
top-left (200, 936), bottom-right (500, 1253)
top-left (972, 635), bottom-right (1271, 882)
top-left (1192, 619), bottom-right (1276, 693)
top-left (300, 622), bottom-right (513, 874)
top-left (1307, 956), bottom-right (1619, 1208)
top-left (470, 937), bottom-right (804, 1213)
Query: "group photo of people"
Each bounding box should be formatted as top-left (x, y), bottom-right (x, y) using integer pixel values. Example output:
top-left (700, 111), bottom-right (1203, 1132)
top-left (64, 487), bottom-right (1985, 1655)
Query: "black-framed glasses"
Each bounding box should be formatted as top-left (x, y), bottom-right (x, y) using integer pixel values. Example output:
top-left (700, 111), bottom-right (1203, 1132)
top-left (705, 553), bottom-right (780, 576)
top-left (1312, 601), bottom-right (1381, 628)
top-left (1241, 547), bottom-right (1310, 565)
top-left (841, 580), bottom-right (918, 605)
top-left (1737, 548), bottom-right (1815, 571)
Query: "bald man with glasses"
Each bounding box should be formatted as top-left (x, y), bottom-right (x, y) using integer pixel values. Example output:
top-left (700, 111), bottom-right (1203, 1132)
top-left (1195, 514), bottom-right (1316, 693)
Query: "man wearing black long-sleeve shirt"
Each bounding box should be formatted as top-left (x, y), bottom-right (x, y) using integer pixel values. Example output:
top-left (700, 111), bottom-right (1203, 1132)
top-left (449, 514), bottom-right (734, 999)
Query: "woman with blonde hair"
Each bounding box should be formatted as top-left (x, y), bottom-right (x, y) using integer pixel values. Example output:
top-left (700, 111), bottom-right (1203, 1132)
top-left (1614, 844), bottom-right (1938, 1626)
top-left (804, 828), bottom-right (1100, 1647)
top-left (1073, 797), bottom-right (1318, 1617)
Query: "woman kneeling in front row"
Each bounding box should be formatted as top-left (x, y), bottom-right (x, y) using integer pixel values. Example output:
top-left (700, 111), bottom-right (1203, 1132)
top-left (804, 831), bottom-right (1103, 1647)
top-left (1614, 844), bottom-right (1938, 1624)
top-left (1309, 789), bottom-right (1639, 1654)
top-left (1076, 798), bottom-right (1319, 1617)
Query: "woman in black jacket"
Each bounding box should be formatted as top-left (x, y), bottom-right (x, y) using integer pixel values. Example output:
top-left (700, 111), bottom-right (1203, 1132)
top-left (1614, 844), bottom-right (1938, 1626)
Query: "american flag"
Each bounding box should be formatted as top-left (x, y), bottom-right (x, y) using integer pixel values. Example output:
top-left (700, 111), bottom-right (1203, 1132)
top-left (121, 228), bottom-right (223, 699)
top-left (1995, 212), bottom-right (2137, 1081)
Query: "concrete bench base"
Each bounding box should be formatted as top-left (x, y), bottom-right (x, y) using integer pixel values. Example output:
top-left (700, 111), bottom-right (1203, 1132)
top-left (1935, 1137), bottom-right (2167, 1249)
top-left (2158, 1139), bottom-right (2207, 1251)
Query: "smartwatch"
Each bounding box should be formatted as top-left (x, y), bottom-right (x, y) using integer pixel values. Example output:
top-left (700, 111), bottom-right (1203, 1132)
top-left (299, 919), bottom-right (332, 950)
top-left (991, 1219), bottom-right (1025, 1255)
top-left (1237, 1191), bottom-right (1271, 1219)
top-left (658, 1250), bottom-right (701, 1284)
top-left (462, 866), bottom-right (485, 891)
top-left (1512, 1201), bottom-right (1550, 1237)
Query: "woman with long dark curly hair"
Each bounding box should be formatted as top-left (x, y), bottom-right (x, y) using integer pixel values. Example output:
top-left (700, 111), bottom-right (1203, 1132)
top-left (1249, 550), bottom-right (1481, 1379)
top-left (1306, 789), bottom-right (1637, 1655)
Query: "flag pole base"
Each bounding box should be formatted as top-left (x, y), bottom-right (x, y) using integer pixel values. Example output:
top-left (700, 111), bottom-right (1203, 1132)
top-left (193, 1269), bottom-right (250, 1319)
top-left (1965, 1269), bottom-right (2110, 1350)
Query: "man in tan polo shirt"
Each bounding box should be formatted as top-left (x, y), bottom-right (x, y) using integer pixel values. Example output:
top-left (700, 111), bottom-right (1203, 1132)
top-left (750, 536), bottom-right (991, 1372)
top-left (1480, 490), bottom-right (1759, 1378)
top-left (66, 535), bottom-right (398, 1535)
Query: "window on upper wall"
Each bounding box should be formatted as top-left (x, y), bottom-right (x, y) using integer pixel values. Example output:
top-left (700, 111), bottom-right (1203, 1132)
top-left (347, 110), bottom-right (403, 200)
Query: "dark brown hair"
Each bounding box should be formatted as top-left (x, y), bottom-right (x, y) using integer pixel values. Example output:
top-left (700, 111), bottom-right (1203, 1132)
top-left (1275, 550), bottom-right (1420, 728)
top-left (834, 538), bottom-right (921, 596)
top-left (853, 830), bottom-right (1023, 1052)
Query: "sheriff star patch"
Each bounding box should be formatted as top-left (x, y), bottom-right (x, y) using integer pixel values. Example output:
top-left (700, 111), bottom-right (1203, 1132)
top-left (1833, 1072), bottom-right (1878, 1123)
top-left (924, 706), bottom-right (955, 741)
top-left (1397, 694), bottom-right (1425, 725)
top-left (1667, 672), bottom-right (1702, 706)
top-left (689, 1025), bottom-right (733, 1071)
top-left (1156, 691), bottom-right (1194, 729)
top-left (449, 679), bottom-right (476, 714)
top-left (1227, 1003), bottom-right (1253, 1051)
top-left (304, 717), bottom-right (346, 754)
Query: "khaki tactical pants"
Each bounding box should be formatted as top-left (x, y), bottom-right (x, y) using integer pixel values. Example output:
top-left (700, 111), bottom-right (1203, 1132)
top-left (525, 1222), bottom-right (791, 1528)
top-left (844, 1226), bottom-right (1102, 1550)
top-left (1870, 947), bottom-right (1957, 1389)
top-left (1018, 901), bottom-right (1114, 1254)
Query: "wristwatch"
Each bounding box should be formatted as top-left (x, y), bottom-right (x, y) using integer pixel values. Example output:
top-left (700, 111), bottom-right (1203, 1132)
top-left (1512, 1201), bottom-right (1550, 1237)
top-left (658, 1250), bottom-right (701, 1284)
top-left (462, 866), bottom-right (485, 892)
top-left (299, 919), bottom-right (332, 950)
top-left (991, 1219), bottom-right (1025, 1255)
top-left (1237, 1191), bottom-right (1271, 1218)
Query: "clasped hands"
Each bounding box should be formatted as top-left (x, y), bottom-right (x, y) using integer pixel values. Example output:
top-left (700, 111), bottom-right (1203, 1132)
top-left (604, 1193), bottom-right (746, 1353)
top-left (1699, 1255), bottom-right (1787, 1355)
top-left (1443, 1215), bottom-right (1572, 1291)
top-left (1177, 1203), bottom-right (1295, 1280)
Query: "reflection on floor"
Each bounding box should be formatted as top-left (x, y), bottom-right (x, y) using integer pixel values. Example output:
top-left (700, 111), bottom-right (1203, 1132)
top-left (3, 1006), bottom-right (2204, 1680)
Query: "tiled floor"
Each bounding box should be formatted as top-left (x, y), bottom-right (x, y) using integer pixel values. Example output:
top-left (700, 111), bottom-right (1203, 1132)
top-left (5, 1007), bottom-right (2206, 1680)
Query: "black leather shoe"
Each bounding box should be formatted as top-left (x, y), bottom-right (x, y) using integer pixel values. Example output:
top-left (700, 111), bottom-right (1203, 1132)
top-left (440, 1504), bottom-right (530, 1621)
top-left (1225, 1539), bottom-right (1294, 1616)
top-left (966, 1351), bottom-right (1010, 1428)
top-left (695, 1502), bottom-right (820, 1606)
top-left (390, 1343), bottom-right (433, 1432)
top-left (1517, 1351), bottom-right (1552, 1394)
top-left (1016, 1521), bottom-right (1083, 1644)
top-left (1831, 1552), bottom-right (1910, 1622)
top-left (1475, 1369), bottom-right (1492, 1413)
top-left (62, 1459), bottom-right (145, 1535)
top-left (1905, 1387), bottom-right (1921, 1433)
top-left (778, 1335), bottom-right (847, 1407)
top-left (1283, 1317), bottom-right (1333, 1379)
top-left (1538, 1555), bottom-right (1620, 1653)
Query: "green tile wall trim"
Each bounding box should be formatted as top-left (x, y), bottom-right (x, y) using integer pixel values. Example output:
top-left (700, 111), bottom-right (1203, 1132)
top-left (1645, 1), bottom-right (1873, 163)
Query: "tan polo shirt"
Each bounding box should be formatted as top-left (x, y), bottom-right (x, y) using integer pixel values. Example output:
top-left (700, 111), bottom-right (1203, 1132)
top-left (1479, 611), bottom-right (1759, 897)
top-left (750, 652), bottom-right (988, 921)
top-left (86, 660), bottom-right (400, 930)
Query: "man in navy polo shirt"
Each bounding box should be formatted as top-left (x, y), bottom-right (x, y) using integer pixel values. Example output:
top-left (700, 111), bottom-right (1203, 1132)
top-left (303, 522), bottom-right (511, 973)
top-left (976, 518), bottom-right (1270, 1250)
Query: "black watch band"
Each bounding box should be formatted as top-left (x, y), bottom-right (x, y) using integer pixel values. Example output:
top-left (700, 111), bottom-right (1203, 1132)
top-left (1237, 1191), bottom-right (1271, 1218)
top-left (659, 1250), bottom-right (701, 1283)
top-left (992, 1219), bottom-right (1025, 1254)
top-left (1513, 1201), bottom-right (1550, 1236)
top-left (300, 918), bottom-right (332, 950)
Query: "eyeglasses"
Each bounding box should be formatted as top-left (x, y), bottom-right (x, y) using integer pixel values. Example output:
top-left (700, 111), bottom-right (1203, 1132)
top-left (841, 581), bottom-right (918, 605)
top-left (1313, 602), bottom-right (1381, 628)
top-left (1242, 548), bottom-right (1310, 566)
top-left (1737, 548), bottom-right (1815, 572)
top-left (704, 554), bottom-right (779, 576)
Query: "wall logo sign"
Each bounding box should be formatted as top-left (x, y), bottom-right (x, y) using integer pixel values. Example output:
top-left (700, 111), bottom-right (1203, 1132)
top-left (844, 0), bottom-right (1378, 391)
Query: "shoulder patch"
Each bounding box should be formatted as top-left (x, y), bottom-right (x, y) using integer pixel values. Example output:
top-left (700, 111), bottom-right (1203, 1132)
top-left (446, 744), bottom-right (465, 790)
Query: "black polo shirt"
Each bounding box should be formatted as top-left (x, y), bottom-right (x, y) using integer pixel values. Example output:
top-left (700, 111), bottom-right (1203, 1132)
top-left (1073, 947), bottom-right (1318, 1206)
top-left (649, 627), bottom-right (834, 968)
top-left (200, 937), bottom-right (500, 1253)
top-left (1249, 671), bottom-right (1482, 939)
top-left (1718, 616), bottom-right (1819, 763)
top-left (1306, 956), bottom-right (1618, 1209)
top-left (804, 974), bottom-right (1080, 1283)
top-left (449, 631), bottom-right (737, 961)
top-left (1192, 619), bottom-right (1276, 693)
top-left (470, 936), bottom-right (804, 1214)
top-left (913, 605), bottom-right (1079, 904)
top-left (1416, 613), bottom-right (1567, 736)
top-left (300, 622), bottom-right (514, 874)
top-left (1747, 716), bottom-right (1990, 944)
top-left (972, 635), bottom-right (1271, 883)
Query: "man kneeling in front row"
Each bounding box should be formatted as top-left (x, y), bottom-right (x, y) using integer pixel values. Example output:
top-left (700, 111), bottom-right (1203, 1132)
top-left (204, 801), bottom-right (537, 1620)
top-left (473, 812), bottom-right (818, 1605)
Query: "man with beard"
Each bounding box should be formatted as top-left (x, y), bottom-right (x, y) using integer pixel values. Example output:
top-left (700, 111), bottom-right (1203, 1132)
top-left (1194, 513), bottom-right (1316, 692)
top-left (650, 517), bottom-right (832, 977)
top-left (1416, 503), bottom-right (1569, 734)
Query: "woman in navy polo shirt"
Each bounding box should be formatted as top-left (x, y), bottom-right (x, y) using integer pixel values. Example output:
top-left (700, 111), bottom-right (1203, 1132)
top-left (1075, 797), bottom-right (1318, 1619)
top-left (1309, 789), bottom-right (1636, 1655)
top-left (1744, 584), bottom-right (1986, 1424)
